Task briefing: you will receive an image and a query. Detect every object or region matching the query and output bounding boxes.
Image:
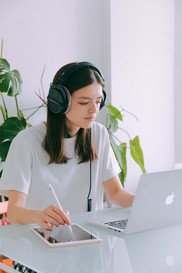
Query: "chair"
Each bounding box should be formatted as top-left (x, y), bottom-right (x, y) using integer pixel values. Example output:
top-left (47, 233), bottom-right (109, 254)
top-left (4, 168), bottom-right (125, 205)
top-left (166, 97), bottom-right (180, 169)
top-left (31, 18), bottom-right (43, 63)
top-left (0, 195), bottom-right (13, 273)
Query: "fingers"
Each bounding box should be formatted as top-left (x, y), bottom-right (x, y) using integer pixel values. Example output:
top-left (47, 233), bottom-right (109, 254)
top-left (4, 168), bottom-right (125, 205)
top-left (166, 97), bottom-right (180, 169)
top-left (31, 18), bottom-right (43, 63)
top-left (39, 205), bottom-right (71, 230)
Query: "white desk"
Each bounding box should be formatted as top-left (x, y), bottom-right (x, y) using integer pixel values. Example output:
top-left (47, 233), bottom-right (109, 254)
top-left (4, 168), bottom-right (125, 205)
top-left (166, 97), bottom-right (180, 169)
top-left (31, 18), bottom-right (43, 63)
top-left (0, 208), bottom-right (182, 273)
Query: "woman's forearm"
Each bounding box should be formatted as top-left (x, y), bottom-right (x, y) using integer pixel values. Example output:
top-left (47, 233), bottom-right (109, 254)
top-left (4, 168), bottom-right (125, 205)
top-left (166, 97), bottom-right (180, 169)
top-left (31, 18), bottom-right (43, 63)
top-left (7, 204), bottom-right (40, 225)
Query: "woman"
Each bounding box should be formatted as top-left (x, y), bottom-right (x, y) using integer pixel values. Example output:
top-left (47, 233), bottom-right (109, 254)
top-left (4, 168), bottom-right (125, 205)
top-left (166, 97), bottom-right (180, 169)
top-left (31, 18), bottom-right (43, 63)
top-left (0, 61), bottom-right (134, 231)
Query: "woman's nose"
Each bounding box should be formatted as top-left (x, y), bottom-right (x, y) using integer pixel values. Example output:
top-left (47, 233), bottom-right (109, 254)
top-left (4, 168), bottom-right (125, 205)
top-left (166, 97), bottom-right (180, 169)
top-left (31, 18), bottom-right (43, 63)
top-left (88, 102), bottom-right (98, 113)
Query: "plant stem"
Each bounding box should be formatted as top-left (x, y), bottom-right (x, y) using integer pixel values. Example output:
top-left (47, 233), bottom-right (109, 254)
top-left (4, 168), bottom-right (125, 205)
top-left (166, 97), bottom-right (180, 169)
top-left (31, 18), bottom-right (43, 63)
top-left (15, 96), bottom-right (21, 117)
top-left (25, 103), bottom-right (45, 121)
top-left (0, 93), bottom-right (8, 120)
top-left (0, 39), bottom-right (3, 58)
top-left (117, 126), bottom-right (132, 139)
top-left (120, 105), bottom-right (139, 121)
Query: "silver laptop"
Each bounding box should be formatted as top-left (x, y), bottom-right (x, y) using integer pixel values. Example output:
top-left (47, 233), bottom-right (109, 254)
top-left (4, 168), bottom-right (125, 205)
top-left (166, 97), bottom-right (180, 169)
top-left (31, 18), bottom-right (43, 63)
top-left (86, 169), bottom-right (182, 234)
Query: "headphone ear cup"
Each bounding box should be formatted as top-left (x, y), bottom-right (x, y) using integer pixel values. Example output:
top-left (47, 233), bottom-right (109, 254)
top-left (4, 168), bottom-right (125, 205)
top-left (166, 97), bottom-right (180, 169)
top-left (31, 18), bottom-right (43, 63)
top-left (99, 90), bottom-right (106, 110)
top-left (47, 85), bottom-right (71, 114)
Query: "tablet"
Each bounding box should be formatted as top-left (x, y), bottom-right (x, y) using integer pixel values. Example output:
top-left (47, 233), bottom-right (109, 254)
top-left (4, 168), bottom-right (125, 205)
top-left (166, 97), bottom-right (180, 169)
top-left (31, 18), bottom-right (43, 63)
top-left (30, 223), bottom-right (102, 247)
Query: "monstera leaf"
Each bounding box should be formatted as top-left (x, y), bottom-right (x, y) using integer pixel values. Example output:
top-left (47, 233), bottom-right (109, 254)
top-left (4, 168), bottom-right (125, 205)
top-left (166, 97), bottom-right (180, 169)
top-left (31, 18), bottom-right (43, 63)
top-left (0, 117), bottom-right (26, 161)
top-left (0, 58), bottom-right (22, 96)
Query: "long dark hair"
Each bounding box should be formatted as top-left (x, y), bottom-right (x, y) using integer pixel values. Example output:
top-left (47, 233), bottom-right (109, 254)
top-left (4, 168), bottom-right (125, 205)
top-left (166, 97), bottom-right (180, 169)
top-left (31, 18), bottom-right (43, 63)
top-left (43, 62), bottom-right (105, 164)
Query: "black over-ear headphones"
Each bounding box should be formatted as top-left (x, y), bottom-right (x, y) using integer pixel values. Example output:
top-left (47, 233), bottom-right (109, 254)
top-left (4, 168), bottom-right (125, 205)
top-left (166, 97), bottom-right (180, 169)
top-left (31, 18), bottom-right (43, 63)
top-left (47, 62), bottom-right (106, 114)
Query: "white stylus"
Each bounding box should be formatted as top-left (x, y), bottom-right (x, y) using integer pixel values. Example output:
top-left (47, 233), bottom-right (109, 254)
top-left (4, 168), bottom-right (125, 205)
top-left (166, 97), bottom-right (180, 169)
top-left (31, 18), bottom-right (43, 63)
top-left (49, 184), bottom-right (73, 235)
top-left (49, 183), bottom-right (63, 210)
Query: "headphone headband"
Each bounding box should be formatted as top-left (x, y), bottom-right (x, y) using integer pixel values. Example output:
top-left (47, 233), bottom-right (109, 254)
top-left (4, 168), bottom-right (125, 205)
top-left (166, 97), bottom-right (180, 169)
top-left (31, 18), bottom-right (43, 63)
top-left (58, 62), bottom-right (104, 84)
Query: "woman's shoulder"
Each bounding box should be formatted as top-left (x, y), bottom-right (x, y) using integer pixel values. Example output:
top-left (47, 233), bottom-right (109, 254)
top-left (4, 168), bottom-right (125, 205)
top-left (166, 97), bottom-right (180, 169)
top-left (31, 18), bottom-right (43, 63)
top-left (92, 122), bottom-right (108, 137)
top-left (13, 122), bottom-right (46, 143)
top-left (92, 121), bottom-right (107, 131)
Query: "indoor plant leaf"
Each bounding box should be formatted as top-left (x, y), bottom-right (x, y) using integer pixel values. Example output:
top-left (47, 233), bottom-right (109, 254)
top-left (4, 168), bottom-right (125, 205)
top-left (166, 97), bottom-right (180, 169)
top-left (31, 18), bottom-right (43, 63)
top-left (110, 135), bottom-right (123, 169)
top-left (130, 136), bottom-right (146, 173)
top-left (0, 58), bottom-right (22, 96)
top-left (107, 104), bottom-right (123, 121)
top-left (119, 143), bottom-right (127, 181)
top-left (0, 73), bottom-right (10, 92)
top-left (0, 140), bottom-right (11, 162)
top-left (108, 115), bottom-right (118, 133)
top-left (0, 70), bottom-right (22, 96)
top-left (110, 136), bottom-right (127, 185)
top-left (0, 116), bottom-right (27, 143)
top-left (0, 58), bottom-right (10, 71)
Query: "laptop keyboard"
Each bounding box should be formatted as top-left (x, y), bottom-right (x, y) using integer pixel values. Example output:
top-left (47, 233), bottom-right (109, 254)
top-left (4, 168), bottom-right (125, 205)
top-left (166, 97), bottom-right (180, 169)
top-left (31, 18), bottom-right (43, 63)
top-left (104, 219), bottom-right (128, 230)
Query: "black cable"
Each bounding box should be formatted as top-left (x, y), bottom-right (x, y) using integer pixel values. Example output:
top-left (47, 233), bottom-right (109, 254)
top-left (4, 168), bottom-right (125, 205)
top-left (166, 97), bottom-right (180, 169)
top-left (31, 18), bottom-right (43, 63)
top-left (87, 129), bottom-right (92, 211)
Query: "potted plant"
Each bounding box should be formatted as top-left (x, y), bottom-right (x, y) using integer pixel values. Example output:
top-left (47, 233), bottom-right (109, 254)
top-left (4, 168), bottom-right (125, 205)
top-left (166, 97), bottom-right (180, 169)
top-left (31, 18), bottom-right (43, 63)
top-left (106, 104), bottom-right (146, 186)
top-left (0, 58), bottom-right (25, 171)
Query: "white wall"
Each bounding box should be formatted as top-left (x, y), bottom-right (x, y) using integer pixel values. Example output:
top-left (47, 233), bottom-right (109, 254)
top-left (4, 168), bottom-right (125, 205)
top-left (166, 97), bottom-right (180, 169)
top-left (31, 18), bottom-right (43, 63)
top-left (0, 0), bottom-right (177, 192)
top-left (0, 0), bottom-right (107, 124)
top-left (174, 0), bottom-right (182, 165)
top-left (110, 0), bottom-right (175, 191)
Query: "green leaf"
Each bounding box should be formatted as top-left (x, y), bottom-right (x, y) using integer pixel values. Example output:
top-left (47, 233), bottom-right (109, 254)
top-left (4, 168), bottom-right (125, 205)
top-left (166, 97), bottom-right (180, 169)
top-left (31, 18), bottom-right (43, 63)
top-left (130, 136), bottom-right (146, 173)
top-left (110, 135), bottom-right (123, 169)
top-left (108, 115), bottom-right (118, 133)
top-left (110, 135), bottom-right (128, 184)
top-left (0, 117), bottom-right (26, 161)
top-left (107, 104), bottom-right (123, 121)
top-left (0, 73), bottom-right (10, 92)
top-left (119, 143), bottom-right (127, 181)
top-left (118, 171), bottom-right (124, 187)
top-left (0, 117), bottom-right (26, 143)
top-left (0, 58), bottom-right (10, 71)
top-left (8, 70), bottom-right (23, 96)
top-left (0, 140), bottom-right (11, 162)
top-left (0, 159), bottom-right (4, 173)
top-left (0, 58), bottom-right (22, 96)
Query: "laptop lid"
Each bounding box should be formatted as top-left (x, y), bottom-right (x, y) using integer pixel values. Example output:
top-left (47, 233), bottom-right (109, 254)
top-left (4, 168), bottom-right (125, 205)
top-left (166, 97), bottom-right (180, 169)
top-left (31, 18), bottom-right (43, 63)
top-left (86, 169), bottom-right (182, 234)
top-left (125, 169), bottom-right (182, 234)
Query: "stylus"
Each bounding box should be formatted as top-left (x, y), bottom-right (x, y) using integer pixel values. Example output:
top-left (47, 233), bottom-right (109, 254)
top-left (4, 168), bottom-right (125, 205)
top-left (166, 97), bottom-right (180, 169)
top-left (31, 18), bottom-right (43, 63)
top-left (49, 183), bottom-right (63, 210)
top-left (49, 184), bottom-right (73, 235)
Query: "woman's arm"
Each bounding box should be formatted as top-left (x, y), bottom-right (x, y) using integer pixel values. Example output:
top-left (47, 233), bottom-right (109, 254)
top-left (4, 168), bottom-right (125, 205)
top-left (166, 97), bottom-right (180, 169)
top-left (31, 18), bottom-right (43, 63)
top-left (7, 190), bottom-right (71, 230)
top-left (103, 176), bottom-right (135, 208)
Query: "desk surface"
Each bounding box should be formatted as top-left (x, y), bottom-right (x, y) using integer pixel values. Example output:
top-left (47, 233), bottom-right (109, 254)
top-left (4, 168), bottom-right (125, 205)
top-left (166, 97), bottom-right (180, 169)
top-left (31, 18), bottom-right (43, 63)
top-left (0, 208), bottom-right (182, 273)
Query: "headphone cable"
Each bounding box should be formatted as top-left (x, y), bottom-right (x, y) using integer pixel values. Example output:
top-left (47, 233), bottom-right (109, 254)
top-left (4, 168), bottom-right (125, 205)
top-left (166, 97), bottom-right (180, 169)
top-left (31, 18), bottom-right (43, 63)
top-left (87, 129), bottom-right (92, 211)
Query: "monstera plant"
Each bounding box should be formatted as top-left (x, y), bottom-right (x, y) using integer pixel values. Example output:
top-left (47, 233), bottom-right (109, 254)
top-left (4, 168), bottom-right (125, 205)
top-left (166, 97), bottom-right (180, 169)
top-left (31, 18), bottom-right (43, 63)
top-left (0, 57), bottom-right (26, 210)
top-left (0, 57), bottom-right (45, 175)
top-left (106, 104), bottom-right (146, 186)
top-left (0, 58), bottom-right (26, 172)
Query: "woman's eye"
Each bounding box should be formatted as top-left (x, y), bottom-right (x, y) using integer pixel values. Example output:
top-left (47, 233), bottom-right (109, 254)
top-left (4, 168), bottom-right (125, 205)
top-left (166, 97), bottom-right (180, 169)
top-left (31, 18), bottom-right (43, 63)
top-left (79, 102), bottom-right (88, 105)
top-left (78, 100), bottom-right (101, 105)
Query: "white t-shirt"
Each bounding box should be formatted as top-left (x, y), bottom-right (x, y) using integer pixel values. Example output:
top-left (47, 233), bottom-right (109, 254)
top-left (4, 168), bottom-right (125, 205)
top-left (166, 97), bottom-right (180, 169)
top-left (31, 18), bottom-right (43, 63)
top-left (0, 122), bottom-right (120, 214)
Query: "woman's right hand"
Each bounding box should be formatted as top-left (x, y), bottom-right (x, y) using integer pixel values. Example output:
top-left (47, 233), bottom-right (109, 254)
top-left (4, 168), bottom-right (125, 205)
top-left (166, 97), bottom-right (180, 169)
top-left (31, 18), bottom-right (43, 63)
top-left (38, 204), bottom-right (71, 230)
top-left (8, 191), bottom-right (71, 230)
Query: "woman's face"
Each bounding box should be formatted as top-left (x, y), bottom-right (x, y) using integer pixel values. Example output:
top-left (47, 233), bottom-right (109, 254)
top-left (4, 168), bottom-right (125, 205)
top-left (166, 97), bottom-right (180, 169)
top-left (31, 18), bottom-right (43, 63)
top-left (65, 82), bottom-right (103, 136)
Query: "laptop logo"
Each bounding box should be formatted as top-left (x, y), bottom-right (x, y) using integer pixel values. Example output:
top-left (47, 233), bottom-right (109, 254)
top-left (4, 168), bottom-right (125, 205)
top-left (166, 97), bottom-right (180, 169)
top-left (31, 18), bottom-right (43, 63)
top-left (165, 192), bottom-right (175, 205)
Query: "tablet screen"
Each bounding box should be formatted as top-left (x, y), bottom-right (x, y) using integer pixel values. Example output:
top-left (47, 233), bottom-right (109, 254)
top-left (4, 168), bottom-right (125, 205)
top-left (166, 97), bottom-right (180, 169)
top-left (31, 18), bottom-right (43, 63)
top-left (31, 223), bottom-right (101, 247)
